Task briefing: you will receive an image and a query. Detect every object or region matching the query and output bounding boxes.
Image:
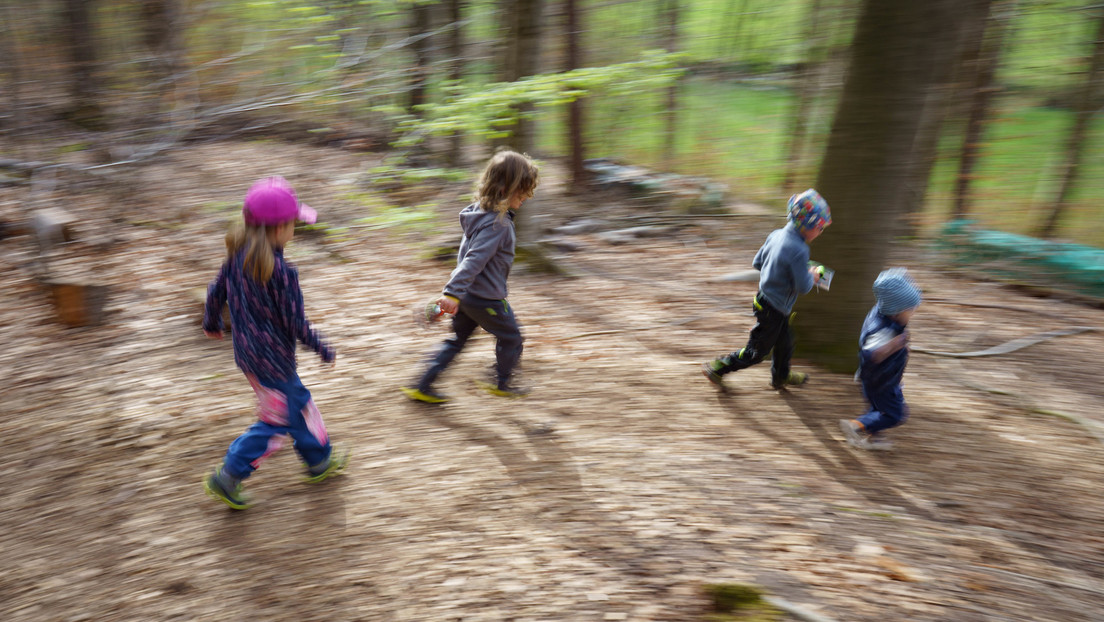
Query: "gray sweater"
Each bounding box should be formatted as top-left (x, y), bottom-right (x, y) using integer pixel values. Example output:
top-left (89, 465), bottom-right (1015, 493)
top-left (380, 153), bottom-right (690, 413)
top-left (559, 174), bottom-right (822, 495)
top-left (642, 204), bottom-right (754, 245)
top-left (752, 223), bottom-right (814, 314)
top-left (443, 203), bottom-right (516, 301)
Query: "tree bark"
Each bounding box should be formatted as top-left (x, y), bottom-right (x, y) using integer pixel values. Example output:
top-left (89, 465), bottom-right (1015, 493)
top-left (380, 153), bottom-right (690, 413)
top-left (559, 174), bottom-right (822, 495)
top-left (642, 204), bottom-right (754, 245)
top-left (446, 0), bottom-right (465, 167)
top-left (661, 0), bottom-right (680, 168)
top-left (899, 0), bottom-right (993, 232)
top-left (497, 0), bottom-right (543, 154)
top-left (794, 0), bottom-right (971, 372)
top-left (1037, 3), bottom-right (1104, 239)
top-left (565, 0), bottom-right (585, 187)
top-left (781, 0), bottom-right (824, 193)
top-left (951, 1), bottom-right (1014, 220)
top-left (61, 0), bottom-right (105, 129)
top-left (409, 0), bottom-right (433, 116)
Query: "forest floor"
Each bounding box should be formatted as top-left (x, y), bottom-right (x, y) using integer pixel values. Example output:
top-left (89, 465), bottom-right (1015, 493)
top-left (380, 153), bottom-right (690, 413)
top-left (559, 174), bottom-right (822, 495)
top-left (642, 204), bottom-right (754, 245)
top-left (3, 141), bottom-right (1104, 622)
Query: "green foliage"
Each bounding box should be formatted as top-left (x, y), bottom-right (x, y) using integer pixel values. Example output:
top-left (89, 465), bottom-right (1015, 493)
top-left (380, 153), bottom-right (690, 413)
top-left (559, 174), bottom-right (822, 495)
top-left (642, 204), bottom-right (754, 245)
top-left (345, 191), bottom-right (440, 233)
top-left (393, 51), bottom-right (687, 148)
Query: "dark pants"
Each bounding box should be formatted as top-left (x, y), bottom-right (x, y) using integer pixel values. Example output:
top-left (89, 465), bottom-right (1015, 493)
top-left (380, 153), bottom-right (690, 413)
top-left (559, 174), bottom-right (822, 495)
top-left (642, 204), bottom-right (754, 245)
top-left (858, 382), bottom-right (908, 435)
top-left (716, 293), bottom-right (793, 385)
top-left (419, 296), bottom-right (523, 390)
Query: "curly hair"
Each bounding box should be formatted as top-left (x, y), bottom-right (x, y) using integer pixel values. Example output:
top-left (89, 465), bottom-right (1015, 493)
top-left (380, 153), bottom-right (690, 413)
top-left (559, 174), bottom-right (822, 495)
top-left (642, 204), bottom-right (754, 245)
top-left (473, 150), bottom-right (540, 217)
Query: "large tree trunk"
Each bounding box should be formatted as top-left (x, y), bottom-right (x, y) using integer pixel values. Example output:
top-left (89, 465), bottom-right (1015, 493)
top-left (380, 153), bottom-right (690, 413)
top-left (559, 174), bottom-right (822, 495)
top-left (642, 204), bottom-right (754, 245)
top-left (1036, 3), bottom-right (1104, 239)
top-left (565, 0), bottom-right (585, 187)
top-left (446, 0), bottom-right (465, 167)
top-left (61, 0), bottom-right (105, 129)
top-left (899, 0), bottom-right (993, 232)
top-left (497, 0), bottom-right (543, 154)
top-left (951, 1), bottom-right (1014, 220)
top-left (661, 0), bottom-right (679, 168)
top-left (794, 0), bottom-right (971, 372)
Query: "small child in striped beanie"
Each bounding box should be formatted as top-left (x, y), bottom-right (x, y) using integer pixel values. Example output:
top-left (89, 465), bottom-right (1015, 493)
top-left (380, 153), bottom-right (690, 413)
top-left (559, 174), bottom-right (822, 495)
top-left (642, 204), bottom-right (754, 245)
top-left (840, 268), bottom-right (922, 450)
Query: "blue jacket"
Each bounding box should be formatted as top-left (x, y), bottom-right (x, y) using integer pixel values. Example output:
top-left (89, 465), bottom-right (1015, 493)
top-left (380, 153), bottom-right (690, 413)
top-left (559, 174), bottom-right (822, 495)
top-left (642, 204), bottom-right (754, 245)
top-left (444, 203), bottom-right (516, 301)
top-left (857, 305), bottom-right (908, 392)
top-left (752, 223), bottom-right (814, 314)
top-left (203, 248), bottom-right (334, 384)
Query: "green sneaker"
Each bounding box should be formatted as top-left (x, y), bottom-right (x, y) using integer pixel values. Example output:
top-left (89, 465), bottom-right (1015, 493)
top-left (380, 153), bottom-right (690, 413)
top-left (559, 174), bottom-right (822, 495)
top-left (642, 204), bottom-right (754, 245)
top-left (203, 469), bottom-right (252, 510)
top-left (474, 379), bottom-right (530, 398)
top-left (701, 360), bottom-right (726, 387)
top-left (304, 445), bottom-right (349, 484)
top-left (400, 386), bottom-right (449, 404)
top-left (771, 371), bottom-right (808, 390)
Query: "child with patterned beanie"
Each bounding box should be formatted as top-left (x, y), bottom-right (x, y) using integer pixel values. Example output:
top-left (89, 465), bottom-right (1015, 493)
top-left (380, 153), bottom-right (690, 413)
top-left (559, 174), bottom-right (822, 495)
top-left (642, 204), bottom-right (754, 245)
top-left (702, 189), bottom-right (831, 390)
top-left (840, 268), bottom-right (922, 450)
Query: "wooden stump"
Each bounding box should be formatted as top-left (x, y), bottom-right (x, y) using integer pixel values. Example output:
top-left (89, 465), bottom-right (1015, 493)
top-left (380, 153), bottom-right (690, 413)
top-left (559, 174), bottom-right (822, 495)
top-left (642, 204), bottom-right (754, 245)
top-left (44, 280), bottom-right (109, 327)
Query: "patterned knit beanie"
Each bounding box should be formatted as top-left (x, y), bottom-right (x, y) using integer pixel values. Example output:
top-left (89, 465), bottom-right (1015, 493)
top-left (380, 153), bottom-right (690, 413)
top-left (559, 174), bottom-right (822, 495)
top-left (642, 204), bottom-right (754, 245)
top-left (873, 268), bottom-right (922, 316)
top-left (787, 189), bottom-right (832, 233)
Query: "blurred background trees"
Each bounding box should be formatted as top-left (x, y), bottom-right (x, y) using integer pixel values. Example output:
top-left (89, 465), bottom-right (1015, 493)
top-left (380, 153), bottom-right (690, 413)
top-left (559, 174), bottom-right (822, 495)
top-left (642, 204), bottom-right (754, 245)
top-left (2, 0), bottom-right (1104, 364)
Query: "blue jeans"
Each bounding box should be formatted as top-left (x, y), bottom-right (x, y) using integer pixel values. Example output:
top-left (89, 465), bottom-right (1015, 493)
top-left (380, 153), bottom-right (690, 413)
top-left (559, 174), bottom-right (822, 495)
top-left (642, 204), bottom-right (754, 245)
top-left (419, 296), bottom-right (523, 389)
top-left (222, 374), bottom-right (332, 479)
top-left (857, 382), bottom-right (908, 435)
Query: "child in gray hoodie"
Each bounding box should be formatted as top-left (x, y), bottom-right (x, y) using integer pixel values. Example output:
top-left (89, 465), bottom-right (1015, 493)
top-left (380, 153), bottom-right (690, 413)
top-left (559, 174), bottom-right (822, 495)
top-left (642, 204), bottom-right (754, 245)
top-left (702, 189), bottom-right (831, 390)
top-left (402, 151), bottom-right (540, 403)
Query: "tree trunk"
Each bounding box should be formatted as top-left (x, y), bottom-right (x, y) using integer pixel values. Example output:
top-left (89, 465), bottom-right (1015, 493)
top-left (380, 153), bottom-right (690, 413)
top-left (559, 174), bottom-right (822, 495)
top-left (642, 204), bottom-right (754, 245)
top-left (408, 0), bottom-right (433, 116)
top-left (899, 0), bottom-right (993, 233)
top-left (61, 0), bottom-right (105, 129)
top-left (781, 0), bottom-right (824, 193)
top-left (660, 0), bottom-right (680, 168)
top-left (446, 0), bottom-right (465, 167)
top-left (951, 1), bottom-right (1014, 220)
top-left (497, 0), bottom-right (543, 154)
top-left (1, 0), bottom-right (25, 152)
top-left (565, 0), bottom-right (585, 187)
top-left (794, 0), bottom-right (970, 372)
top-left (1036, 3), bottom-right (1104, 239)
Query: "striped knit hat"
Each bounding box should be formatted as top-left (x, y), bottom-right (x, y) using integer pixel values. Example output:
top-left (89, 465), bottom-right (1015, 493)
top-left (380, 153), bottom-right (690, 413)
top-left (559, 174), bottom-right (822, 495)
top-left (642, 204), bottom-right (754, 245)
top-left (873, 268), bottom-right (922, 316)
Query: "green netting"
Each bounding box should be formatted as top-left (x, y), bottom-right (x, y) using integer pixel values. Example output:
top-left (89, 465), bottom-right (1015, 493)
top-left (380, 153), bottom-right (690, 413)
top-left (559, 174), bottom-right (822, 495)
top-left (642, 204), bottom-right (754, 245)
top-left (938, 220), bottom-right (1104, 300)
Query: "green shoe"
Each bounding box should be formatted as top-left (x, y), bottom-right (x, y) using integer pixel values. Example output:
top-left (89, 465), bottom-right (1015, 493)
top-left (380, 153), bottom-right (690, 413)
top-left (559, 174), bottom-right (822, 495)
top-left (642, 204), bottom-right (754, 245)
top-left (400, 386), bottom-right (449, 404)
top-left (474, 379), bottom-right (530, 398)
top-left (701, 360), bottom-right (726, 387)
top-left (304, 445), bottom-right (349, 484)
top-left (203, 470), bottom-right (252, 510)
top-left (771, 371), bottom-right (808, 390)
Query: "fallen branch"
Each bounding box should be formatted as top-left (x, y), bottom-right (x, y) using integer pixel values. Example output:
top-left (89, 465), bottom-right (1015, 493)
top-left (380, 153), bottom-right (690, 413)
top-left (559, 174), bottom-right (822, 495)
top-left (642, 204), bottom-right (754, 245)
top-left (913, 326), bottom-right (1097, 358)
top-left (762, 596), bottom-right (839, 622)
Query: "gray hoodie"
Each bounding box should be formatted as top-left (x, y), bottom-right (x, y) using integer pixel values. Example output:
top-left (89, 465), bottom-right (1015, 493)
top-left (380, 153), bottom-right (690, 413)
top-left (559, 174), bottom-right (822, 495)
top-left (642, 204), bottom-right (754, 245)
top-left (752, 223), bottom-right (814, 314)
top-left (443, 203), bottom-right (516, 301)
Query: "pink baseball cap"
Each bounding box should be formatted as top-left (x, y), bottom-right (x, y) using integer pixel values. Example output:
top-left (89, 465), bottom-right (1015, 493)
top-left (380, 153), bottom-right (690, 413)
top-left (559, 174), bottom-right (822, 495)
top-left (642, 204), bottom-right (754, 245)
top-left (243, 176), bottom-right (317, 226)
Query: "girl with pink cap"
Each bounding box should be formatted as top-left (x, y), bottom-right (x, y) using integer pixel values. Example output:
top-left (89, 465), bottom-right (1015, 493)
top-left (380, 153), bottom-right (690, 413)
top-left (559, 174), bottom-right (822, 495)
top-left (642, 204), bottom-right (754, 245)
top-left (201, 176), bottom-right (347, 510)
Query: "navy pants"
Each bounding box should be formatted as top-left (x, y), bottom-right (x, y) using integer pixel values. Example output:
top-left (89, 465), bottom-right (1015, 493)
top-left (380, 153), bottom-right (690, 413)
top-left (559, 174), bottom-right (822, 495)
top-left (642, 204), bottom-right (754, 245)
top-left (716, 293), bottom-right (793, 385)
top-left (419, 296), bottom-right (523, 389)
top-left (222, 374), bottom-right (332, 480)
top-left (857, 382), bottom-right (908, 435)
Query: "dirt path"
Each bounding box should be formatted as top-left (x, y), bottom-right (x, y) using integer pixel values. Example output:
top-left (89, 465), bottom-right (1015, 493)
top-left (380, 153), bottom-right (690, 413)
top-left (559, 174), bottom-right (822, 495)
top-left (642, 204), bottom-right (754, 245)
top-left (3, 143), bottom-right (1104, 621)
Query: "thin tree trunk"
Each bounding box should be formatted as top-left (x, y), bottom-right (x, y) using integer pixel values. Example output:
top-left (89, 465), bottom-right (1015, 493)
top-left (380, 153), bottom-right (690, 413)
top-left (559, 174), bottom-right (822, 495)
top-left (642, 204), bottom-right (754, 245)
top-left (1037, 3), bottom-right (1104, 239)
top-left (795, 0), bottom-right (973, 371)
top-left (408, 0), bottom-right (433, 116)
top-left (497, 0), bottom-right (543, 154)
top-left (446, 0), bottom-right (465, 167)
top-left (565, 0), bottom-right (585, 187)
top-left (951, 1), bottom-right (1014, 219)
top-left (140, 0), bottom-right (181, 122)
top-left (1, 0), bottom-right (25, 153)
top-left (61, 0), bottom-right (104, 128)
top-left (781, 0), bottom-right (824, 193)
top-left (662, 0), bottom-right (679, 168)
top-left (899, 0), bottom-right (993, 233)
